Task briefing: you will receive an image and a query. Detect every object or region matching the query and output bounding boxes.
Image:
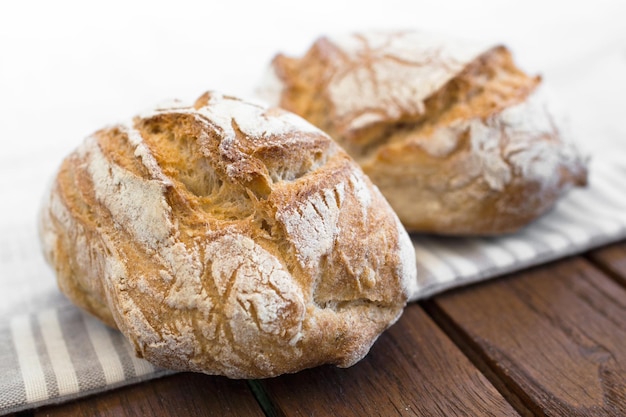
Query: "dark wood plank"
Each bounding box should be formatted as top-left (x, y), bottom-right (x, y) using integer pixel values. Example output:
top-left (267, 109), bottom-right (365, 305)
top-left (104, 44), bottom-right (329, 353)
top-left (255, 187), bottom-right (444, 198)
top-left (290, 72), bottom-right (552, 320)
top-left (258, 303), bottom-right (520, 417)
top-left (588, 241), bottom-right (626, 283)
top-left (34, 373), bottom-right (264, 417)
top-left (431, 257), bottom-right (626, 417)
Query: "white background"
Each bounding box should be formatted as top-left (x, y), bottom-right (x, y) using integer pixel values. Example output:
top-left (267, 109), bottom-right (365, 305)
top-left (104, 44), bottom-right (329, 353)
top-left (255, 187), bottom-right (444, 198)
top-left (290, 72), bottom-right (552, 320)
top-left (2, 0), bottom-right (625, 158)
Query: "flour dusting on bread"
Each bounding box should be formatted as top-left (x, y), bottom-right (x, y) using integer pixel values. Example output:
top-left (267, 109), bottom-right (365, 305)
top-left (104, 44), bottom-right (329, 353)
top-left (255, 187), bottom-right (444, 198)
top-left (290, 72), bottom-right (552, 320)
top-left (263, 31), bottom-right (588, 235)
top-left (39, 92), bottom-right (417, 378)
top-left (323, 31), bottom-right (492, 133)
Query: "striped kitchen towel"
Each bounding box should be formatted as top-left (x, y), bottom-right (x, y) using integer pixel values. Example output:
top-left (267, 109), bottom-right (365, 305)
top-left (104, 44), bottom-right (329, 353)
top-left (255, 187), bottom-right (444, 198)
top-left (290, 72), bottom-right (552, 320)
top-left (1, 307), bottom-right (173, 412)
top-left (2, 147), bottom-right (626, 414)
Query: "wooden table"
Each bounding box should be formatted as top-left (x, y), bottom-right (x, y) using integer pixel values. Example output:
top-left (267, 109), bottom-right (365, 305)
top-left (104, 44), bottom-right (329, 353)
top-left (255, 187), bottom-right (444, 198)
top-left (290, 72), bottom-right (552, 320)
top-left (15, 240), bottom-right (626, 417)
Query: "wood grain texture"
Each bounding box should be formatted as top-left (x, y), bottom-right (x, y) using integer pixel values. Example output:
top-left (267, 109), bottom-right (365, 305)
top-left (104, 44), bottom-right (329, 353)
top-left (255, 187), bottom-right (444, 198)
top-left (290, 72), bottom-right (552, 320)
top-left (588, 241), bottom-right (626, 284)
top-left (431, 257), bottom-right (626, 417)
top-left (258, 303), bottom-right (519, 417)
top-left (33, 373), bottom-right (264, 417)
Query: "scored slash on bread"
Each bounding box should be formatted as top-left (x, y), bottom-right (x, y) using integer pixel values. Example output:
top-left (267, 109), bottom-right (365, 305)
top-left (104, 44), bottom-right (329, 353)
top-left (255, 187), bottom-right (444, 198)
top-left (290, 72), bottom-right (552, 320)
top-left (39, 92), bottom-right (417, 378)
top-left (260, 31), bottom-right (588, 235)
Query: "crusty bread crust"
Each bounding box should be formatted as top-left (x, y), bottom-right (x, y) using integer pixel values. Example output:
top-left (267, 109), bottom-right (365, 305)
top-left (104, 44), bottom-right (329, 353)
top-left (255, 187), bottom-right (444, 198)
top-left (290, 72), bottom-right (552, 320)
top-left (39, 92), bottom-right (417, 378)
top-left (262, 31), bottom-right (588, 235)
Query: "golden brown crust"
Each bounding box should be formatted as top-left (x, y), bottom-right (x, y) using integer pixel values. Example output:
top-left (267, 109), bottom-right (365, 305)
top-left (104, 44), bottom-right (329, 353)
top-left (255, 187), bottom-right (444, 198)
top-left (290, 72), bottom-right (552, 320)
top-left (263, 31), bottom-right (588, 235)
top-left (39, 92), bottom-right (417, 378)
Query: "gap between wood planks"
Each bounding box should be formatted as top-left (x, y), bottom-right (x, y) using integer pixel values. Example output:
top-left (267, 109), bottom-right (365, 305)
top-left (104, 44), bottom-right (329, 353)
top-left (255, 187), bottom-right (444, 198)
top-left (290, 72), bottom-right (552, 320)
top-left (420, 299), bottom-right (536, 417)
top-left (247, 380), bottom-right (279, 417)
top-left (586, 243), bottom-right (626, 291)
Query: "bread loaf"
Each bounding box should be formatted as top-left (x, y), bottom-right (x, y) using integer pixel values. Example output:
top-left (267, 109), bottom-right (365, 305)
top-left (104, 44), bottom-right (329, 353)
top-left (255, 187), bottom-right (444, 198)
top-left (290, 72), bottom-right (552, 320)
top-left (39, 92), bottom-right (417, 378)
top-left (260, 31), bottom-right (588, 235)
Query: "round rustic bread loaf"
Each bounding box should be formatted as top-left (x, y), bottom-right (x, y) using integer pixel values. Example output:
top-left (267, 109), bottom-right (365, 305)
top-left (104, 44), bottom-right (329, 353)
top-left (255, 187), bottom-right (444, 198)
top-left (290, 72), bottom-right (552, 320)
top-left (259, 31), bottom-right (589, 235)
top-left (39, 92), bottom-right (417, 378)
